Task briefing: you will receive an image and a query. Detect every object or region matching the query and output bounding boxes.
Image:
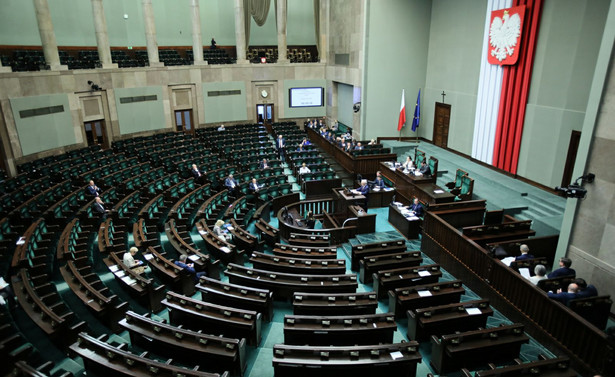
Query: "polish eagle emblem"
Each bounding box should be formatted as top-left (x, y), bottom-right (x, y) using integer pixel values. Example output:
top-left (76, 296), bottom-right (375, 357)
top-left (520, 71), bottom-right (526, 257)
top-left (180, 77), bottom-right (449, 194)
top-left (488, 6), bottom-right (525, 65)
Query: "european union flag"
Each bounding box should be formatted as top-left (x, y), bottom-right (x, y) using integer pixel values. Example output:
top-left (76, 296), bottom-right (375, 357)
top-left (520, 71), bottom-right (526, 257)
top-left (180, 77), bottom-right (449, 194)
top-left (411, 89), bottom-right (420, 132)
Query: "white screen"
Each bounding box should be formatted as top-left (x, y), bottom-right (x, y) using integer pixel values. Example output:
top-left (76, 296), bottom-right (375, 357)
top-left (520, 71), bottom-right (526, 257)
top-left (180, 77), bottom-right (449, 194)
top-left (289, 87), bottom-right (324, 108)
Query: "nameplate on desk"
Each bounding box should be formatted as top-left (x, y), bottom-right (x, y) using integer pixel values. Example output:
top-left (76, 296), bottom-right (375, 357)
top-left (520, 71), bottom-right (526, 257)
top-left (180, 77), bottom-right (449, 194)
top-left (466, 308), bottom-right (482, 316)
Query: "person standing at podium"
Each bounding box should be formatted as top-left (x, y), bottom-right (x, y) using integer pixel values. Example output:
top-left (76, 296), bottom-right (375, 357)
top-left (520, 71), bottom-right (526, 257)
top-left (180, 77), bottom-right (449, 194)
top-left (356, 179), bottom-right (370, 211)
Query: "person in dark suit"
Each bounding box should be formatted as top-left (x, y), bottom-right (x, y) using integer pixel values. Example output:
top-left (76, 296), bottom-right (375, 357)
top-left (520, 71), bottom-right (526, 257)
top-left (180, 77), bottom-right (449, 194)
top-left (87, 180), bottom-right (102, 196)
top-left (373, 171), bottom-right (386, 189)
top-left (259, 159), bottom-right (269, 169)
top-left (174, 254), bottom-right (205, 283)
top-left (305, 211), bottom-right (316, 229)
top-left (210, 37), bottom-right (217, 49)
top-left (548, 257), bottom-right (576, 278)
top-left (574, 278), bottom-right (598, 299)
top-left (548, 283), bottom-right (579, 305)
top-left (355, 179), bottom-right (370, 211)
top-left (344, 142), bottom-right (353, 153)
top-left (224, 174), bottom-right (239, 196)
top-left (191, 164), bottom-right (205, 183)
top-left (419, 161), bottom-right (431, 176)
top-left (410, 198), bottom-right (424, 217)
top-left (249, 178), bottom-right (262, 194)
top-left (276, 135), bottom-right (286, 160)
top-left (515, 244), bottom-right (535, 261)
top-left (93, 197), bottom-right (109, 218)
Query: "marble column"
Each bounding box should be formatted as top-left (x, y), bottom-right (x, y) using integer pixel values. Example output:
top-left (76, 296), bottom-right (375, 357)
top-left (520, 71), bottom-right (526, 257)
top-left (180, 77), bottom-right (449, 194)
top-left (91, 0), bottom-right (117, 69)
top-left (233, 0), bottom-right (249, 64)
top-left (191, 0), bottom-right (207, 65)
top-left (276, 0), bottom-right (289, 63)
top-left (319, 0), bottom-right (328, 64)
top-left (33, 0), bottom-right (67, 70)
top-left (141, 0), bottom-right (164, 67)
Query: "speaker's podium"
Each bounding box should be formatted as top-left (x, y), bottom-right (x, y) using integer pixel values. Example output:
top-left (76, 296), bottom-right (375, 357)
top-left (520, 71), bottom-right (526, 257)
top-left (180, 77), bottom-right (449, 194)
top-left (324, 188), bottom-right (376, 234)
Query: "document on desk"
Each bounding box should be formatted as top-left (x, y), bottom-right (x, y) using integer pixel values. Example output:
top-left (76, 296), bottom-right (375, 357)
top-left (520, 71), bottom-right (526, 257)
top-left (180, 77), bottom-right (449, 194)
top-left (417, 290), bottom-right (432, 297)
top-left (433, 189), bottom-right (445, 194)
top-left (143, 253), bottom-right (153, 260)
top-left (198, 229), bottom-right (207, 235)
top-left (188, 254), bottom-right (200, 261)
top-left (519, 268), bottom-right (531, 279)
top-left (390, 351), bottom-right (404, 360)
top-left (466, 308), bottom-right (482, 316)
top-left (383, 187), bottom-right (393, 191)
top-left (418, 270), bottom-right (431, 277)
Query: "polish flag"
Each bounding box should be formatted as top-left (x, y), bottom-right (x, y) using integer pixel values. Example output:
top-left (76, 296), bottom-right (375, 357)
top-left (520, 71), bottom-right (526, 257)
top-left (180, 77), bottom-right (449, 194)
top-left (397, 89), bottom-right (406, 131)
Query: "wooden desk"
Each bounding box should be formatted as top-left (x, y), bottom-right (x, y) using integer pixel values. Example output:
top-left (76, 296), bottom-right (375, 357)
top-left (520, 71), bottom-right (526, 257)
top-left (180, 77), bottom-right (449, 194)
top-left (388, 203), bottom-right (421, 239)
top-left (306, 127), bottom-right (396, 176)
top-left (380, 162), bottom-right (454, 204)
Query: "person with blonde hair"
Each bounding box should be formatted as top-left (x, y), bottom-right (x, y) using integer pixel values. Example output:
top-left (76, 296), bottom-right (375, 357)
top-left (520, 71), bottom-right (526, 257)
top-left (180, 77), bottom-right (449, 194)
top-left (213, 219), bottom-right (231, 241)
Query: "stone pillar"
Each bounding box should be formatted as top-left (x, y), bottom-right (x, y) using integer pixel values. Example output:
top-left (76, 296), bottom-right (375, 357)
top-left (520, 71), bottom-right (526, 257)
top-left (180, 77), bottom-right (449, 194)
top-left (141, 0), bottom-right (164, 67)
top-left (319, 0), bottom-right (328, 64)
top-left (91, 0), bottom-right (117, 69)
top-left (33, 0), bottom-right (67, 70)
top-left (233, 0), bottom-right (249, 64)
top-left (191, 0), bottom-right (207, 65)
top-left (276, 0), bottom-right (289, 63)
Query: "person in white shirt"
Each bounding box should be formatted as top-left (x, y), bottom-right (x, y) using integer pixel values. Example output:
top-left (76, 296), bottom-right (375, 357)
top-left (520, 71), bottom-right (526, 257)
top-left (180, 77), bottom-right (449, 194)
top-left (213, 220), bottom-right (231, 241)
top-left (218, 124), bottom-right (226, 131)
top-left (123, 247), bottom-right (145, 273)
top-left (527, 264), bottom-right (548, 285)
top-left (402, 156), bottom-right (414, 171)
top-left (299, 163), bottom-right (311, 175)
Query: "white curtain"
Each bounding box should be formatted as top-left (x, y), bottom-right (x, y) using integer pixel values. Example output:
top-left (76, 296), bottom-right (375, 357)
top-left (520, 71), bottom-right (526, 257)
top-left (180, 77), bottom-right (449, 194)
top-left (244, 0), bottom-right (271, 50)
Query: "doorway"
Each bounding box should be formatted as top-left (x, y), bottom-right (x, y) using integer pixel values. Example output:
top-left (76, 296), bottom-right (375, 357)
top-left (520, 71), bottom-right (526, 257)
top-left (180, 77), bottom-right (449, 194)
top-left (175, 110), bottom-right (194, 134)
top-left (84, 120), bottom-right (108, 149)
top-left (561, 130), bottom-right (581, 186)
top-left (256, 104), bottom-right (274, 124)
top-left (433, 102), bottom-right (451, 148)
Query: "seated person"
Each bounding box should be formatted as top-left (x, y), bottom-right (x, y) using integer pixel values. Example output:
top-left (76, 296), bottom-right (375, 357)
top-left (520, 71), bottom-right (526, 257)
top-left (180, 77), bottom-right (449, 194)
top-left (344, 142), bottom-right (353, 153)
top-left (331, 120), bottom-right (338, 131)
top-left (213, 219), bottom-right (231, 241)
top-left (548, 282), bottom-right (579, 305)
top-left (527, 264), bottom-right (548, 285)
top-left (224, 174), bottom-right (239, 196)
top-left (410, 198), bottom-right (424, 217)
top-left (191, 164), bottom-right (204, 179)
top-left (304, 211), bottom-right (317, 229)
top-left (249, 178), bottom-right (263, 194)
top-left (548, 257), bottom-right (576, 278)
top-left (123, 247), bottom-right (146, 274)
top-left (300, 138), bottom-right (311, 148)
top-left (0, 276), bottom-right (16, 309)
top-left (210, 37), bottom-right (217, 49)
top-left (87, 180), bottom-right (102, 196)
top-left (515, 244), bottom-right (535, 261)
top-left (299, 163), bottom-right (311, 175)
top-left (217, 124), bottom-right (225, 131)
top-left (174, 254), bottom-right (205, 283)
top-left (259, 158), bottom-right (270, 169)
top-left (368, 139), bottom-right (376, 145)
top-left (373, 171), bottom-right (386, 189)
top-left (93, 197), bottom-right (109, 218)
top-left (573, 278), bottom-right (598, 299)
top-left (354, 142), bottom-right (364, 151)
top-left (402, 156), bottom-right (414, 171)
top-left (419, 160), bottom-right (431, 176)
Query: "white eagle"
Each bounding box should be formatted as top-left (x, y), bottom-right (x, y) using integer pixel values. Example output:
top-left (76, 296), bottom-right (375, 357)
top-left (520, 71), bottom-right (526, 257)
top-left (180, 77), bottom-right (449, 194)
top-left (489, 10), bottom-right (521, 62)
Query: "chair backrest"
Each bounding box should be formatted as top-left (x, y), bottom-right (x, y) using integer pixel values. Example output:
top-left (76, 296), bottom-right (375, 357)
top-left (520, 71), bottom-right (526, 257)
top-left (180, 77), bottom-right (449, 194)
top-left (460, 175), bottom-right (473, 195)
top-left (415, 149), bottom-right (426, 166)
top-left (455, 169), bottom-right (467, 187)
top-left (428, 157), bottom-right (438, 176)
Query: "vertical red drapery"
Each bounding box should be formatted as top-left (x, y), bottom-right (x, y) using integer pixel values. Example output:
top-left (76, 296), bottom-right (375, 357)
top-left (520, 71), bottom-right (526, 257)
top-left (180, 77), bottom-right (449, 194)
top-left (492, 0), bottom-right (543, 174)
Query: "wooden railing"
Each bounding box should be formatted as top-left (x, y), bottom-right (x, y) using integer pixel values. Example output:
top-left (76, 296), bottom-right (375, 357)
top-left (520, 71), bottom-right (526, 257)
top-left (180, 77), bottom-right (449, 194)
top-left (421, 210), bottom-right (615, 376)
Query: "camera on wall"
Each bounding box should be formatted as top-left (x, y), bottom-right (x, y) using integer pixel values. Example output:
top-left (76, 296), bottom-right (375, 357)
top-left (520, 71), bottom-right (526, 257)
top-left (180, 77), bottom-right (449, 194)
top-left (555, 173), bottom-right (595, 199)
